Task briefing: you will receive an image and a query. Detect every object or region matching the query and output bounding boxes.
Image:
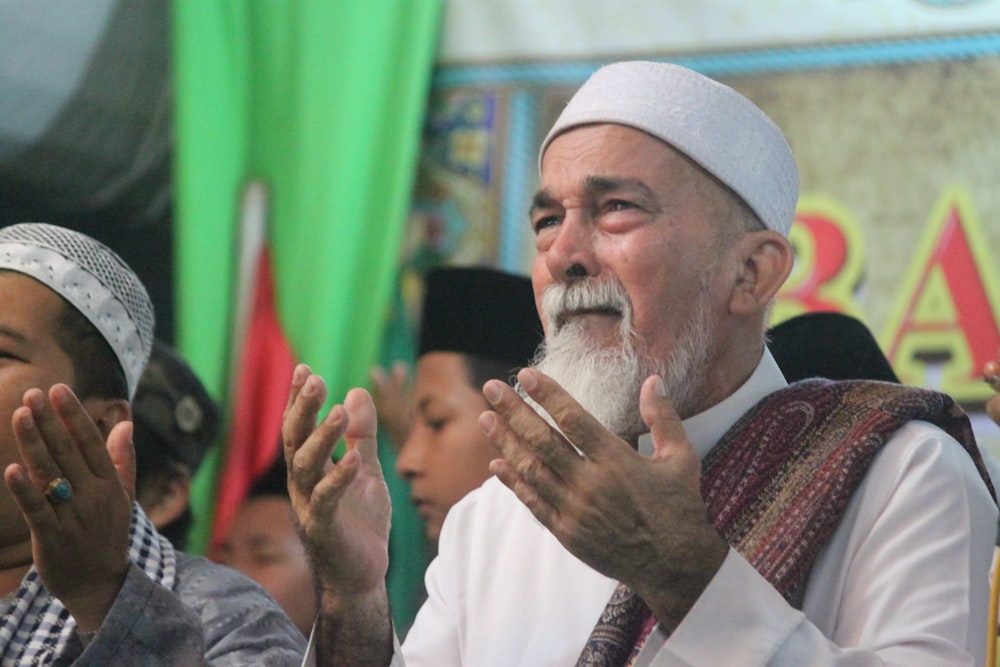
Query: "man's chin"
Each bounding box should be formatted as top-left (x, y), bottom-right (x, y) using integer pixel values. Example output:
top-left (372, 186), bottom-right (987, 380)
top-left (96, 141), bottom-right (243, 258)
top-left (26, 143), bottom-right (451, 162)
top-left (533, 363), bottom-right (643, 440)
top-left (553, 323), bottom-right (623, 354)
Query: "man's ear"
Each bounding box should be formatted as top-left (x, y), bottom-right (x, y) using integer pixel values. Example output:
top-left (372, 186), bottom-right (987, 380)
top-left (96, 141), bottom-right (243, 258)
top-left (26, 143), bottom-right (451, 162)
top-left (85, 398), bottom-right (132, 439)
top-left (728, 230), bottom-right (794, 317)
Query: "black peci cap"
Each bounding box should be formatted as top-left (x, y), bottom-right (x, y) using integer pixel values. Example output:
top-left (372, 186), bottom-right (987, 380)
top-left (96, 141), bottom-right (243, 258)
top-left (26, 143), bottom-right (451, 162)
top-left (418, 266), bottom-right (543, 368)
top-left (768, 311), bottom-right (900, 384)
top-left (132, 339), bottom-right (220, 472)
top-left (248, 450), bottom-right (290, 498)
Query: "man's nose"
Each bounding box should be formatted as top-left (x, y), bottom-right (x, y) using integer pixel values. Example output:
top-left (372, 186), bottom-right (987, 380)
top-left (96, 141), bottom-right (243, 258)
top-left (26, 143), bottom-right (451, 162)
top-left (544, 211), bottom-right (598, 282)
top-left (395, 429), bottom-right (426, 479)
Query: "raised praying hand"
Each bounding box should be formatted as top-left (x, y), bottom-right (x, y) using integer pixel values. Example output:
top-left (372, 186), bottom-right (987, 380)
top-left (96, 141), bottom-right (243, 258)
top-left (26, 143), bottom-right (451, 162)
top-left (3, 384), bottom-right (135, 633)
top-left (282, 364), bottom-right (394, 666)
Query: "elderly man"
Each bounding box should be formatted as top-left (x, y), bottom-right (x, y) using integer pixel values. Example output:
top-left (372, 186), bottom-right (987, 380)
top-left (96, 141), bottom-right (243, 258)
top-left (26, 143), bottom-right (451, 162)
top-left (0, 223), bottom-right (305, 665)
top-left (285, 62), bottom-right (997, 666)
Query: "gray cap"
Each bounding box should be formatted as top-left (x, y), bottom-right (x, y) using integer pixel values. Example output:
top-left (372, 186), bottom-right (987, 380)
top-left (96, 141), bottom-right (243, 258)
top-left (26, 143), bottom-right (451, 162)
top-left (540, 61), bottom-right (799, 237)
top-left (0, 222), bottom-right (155, 399)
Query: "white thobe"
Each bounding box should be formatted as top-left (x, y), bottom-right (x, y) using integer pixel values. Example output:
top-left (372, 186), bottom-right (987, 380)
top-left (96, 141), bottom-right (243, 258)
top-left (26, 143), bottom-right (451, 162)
top-left (393, 349), bottom-right (998, 666)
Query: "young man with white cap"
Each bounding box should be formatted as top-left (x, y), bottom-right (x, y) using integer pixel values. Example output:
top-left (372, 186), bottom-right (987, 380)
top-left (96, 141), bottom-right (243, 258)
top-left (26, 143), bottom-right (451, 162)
top-left (286, 62), bottom-right (997, 666)
top-left (0, 223), bottom-right (305, 664)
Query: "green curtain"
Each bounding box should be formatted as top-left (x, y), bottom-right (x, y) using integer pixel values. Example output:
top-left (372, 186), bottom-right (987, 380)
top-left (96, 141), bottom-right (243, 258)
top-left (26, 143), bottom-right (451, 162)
top-left (172, 0), bottom-right (440, 632)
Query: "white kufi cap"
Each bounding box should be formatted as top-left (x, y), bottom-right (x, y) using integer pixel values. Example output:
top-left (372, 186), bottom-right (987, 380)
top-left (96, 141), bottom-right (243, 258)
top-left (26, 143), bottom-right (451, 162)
top-left (0, 223), bottom-right (155, 400)
top-left (540, 61), bottom-right (799, 236)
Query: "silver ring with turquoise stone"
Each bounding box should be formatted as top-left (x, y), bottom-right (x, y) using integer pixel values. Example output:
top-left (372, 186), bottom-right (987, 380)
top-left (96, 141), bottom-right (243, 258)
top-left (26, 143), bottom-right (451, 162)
top-left (45, 477), bottom-right (73, 504)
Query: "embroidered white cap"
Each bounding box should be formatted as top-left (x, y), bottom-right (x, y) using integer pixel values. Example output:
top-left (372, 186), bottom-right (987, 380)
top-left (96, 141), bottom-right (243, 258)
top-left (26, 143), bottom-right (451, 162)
top-left (540, 61), bottom-right (799, 237)
top-left (0, 223), bottom-right (155, 400)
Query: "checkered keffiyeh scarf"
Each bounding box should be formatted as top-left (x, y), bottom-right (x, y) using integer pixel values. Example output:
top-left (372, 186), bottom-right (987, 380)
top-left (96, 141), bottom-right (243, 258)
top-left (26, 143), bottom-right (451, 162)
top-left (0, 504), bottom-right (176, 666)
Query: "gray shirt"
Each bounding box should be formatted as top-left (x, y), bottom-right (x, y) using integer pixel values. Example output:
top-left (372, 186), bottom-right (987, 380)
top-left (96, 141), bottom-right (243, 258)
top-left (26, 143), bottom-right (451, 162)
top-left (56, 552), bottom-right (306, 666)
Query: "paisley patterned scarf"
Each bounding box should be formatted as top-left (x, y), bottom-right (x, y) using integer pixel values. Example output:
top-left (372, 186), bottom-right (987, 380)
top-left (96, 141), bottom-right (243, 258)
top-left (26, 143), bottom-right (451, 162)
top-left (577, 379), bottom-right (995, 666)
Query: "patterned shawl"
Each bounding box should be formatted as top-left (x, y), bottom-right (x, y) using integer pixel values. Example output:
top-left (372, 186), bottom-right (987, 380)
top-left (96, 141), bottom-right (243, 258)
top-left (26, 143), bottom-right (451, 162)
top-left (577, 379), bottom-right (995, 665)
top-left (702, 378), bottom-right (995, 603)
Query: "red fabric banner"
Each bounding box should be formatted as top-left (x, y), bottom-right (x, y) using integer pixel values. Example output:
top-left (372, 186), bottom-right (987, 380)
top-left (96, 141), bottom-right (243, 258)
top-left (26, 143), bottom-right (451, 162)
top-left (211, 247), bottom-right (296, 547)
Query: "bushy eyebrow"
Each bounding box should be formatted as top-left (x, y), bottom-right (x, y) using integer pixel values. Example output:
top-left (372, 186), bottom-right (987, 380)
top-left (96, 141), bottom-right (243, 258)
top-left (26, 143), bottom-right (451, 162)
top-left (529, 190), bottom-right (559, 218)
top-left (529, 176), bottom-right (661, 218)
top-left (585, 176), bottom-right (657, 203)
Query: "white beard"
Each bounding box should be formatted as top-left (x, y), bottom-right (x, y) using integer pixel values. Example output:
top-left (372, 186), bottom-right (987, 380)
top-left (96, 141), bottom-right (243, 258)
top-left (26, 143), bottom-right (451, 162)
top-left (529, 277), bottom-right (715, 442)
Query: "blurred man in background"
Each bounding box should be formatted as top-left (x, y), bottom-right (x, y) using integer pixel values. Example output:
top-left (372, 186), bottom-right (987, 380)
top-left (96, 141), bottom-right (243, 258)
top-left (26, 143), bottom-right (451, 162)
top-left (213, 453), bottom-right (316, 637)
top-left (133, 339), bottom-right (218, 550)
top-left (389, 266), bottom-right (543, 544)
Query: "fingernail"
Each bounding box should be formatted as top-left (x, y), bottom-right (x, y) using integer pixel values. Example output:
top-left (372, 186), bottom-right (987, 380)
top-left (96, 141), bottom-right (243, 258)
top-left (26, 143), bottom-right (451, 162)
top-left (51, 384), bottom-right (72, 406)
top-left (654, 376), bottom-right (667, 397)
top-left (483, 381), bottom-right (502, 405)
top-left (325, 405), bottom-right (345, 424)
top-left (302, 377), bottom-right (316, 396)
top-left (18, 410), bottom-right (34, 430)
top-left (479, 412), bottom-right (496, 436)
top-left (26, 391), bottom-right (44, 412)
top-left (518, 369), bottom-right (537, 391)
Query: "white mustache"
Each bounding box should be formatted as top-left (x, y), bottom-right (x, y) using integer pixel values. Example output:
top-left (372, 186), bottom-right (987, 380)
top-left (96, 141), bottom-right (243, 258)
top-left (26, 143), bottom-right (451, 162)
top-left (540, 279), bottom-right (632, 331)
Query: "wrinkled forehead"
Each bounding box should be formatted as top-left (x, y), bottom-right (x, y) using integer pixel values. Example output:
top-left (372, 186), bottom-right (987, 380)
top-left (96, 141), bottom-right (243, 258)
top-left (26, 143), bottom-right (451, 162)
top-left (539, 122), bottom-right (725, 186)
top-left (535, 123), bottom-right (746, 231)
top-left (539, 61), bottom-right (799, 237)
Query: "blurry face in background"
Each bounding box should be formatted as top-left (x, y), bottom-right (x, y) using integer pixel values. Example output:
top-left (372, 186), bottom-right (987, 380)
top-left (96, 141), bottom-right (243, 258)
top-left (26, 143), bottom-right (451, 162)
top-left (396, 352), bottom-right (498, 544)
top-left (213, 495), bottom-right (315, 636)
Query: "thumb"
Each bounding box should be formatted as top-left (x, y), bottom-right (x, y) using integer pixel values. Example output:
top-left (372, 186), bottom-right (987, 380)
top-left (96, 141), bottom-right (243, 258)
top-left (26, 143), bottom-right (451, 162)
top-left (107, 421), bottom-right (136, 501)
top-left (343, 388), bottom-right (381, 468)
top-left (639, 375), bottom-right (692, 462)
